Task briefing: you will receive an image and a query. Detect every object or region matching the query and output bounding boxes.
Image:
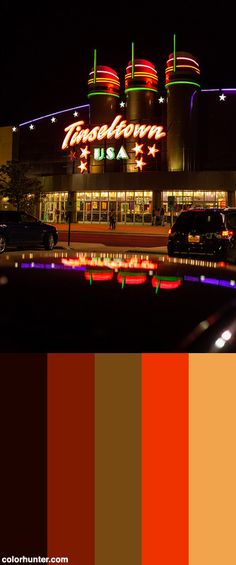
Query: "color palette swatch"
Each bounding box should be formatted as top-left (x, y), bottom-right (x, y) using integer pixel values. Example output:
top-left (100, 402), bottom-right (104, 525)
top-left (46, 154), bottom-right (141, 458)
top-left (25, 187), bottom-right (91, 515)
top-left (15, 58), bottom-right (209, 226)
top-left (1, 353), bottom-right (236, 564)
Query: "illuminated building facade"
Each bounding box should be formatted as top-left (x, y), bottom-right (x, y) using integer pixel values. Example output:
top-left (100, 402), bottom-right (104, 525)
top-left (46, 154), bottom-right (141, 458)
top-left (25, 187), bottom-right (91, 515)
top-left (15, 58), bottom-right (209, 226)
top-left (1, 42), bottom-right (236, 224)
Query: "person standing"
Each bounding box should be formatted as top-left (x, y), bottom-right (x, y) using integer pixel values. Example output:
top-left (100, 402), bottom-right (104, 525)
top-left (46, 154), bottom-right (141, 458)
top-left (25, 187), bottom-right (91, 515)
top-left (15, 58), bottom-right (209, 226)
top-left (156, 208), bottom-right (161, 225)
top-left (109, 210), bottom-right (114, 229)
top-left (112, 211), bottom-right (116, 230)
top-left (160, 207), bottom-right (165, 226)
top-left (55, 208), bottom-right (60, 223)
top-left (152, 207), bottom-right (156, 225)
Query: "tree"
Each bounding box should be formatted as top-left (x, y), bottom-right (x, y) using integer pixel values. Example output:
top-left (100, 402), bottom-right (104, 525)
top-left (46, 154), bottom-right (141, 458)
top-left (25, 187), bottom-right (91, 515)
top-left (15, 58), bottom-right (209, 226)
top-left (0, 160), bottom-right (43, 214)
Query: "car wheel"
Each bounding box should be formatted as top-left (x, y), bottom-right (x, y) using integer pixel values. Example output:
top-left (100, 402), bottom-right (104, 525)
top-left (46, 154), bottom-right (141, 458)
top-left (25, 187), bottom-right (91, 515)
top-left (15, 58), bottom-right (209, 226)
top-left (44, 233), bottom-right (55, 250)
top-left (0, 235), bottom-right (7, 254)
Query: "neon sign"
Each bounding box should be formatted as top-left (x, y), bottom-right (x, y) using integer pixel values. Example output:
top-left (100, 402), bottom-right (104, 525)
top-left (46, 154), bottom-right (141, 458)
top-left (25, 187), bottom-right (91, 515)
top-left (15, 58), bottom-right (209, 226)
top-left (61, 114), bottom-right (166, 149)
top-left (94, 145), bottom-right (129, 160)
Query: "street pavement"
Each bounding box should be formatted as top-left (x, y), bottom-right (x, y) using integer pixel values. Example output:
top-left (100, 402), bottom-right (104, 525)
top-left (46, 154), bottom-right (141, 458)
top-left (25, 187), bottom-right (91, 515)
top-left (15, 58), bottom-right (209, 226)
top-left (54, 221), bottom-right (170, 235)
top-left (55, 222), bottom-right (169, 253)
top-left (57, 241), bottom-right (167, 254)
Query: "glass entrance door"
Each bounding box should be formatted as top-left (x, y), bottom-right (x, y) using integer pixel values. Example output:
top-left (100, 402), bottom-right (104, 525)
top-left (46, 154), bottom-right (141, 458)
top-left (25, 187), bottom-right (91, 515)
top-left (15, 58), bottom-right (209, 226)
top-left (84, 202), bottom-right (91, 222)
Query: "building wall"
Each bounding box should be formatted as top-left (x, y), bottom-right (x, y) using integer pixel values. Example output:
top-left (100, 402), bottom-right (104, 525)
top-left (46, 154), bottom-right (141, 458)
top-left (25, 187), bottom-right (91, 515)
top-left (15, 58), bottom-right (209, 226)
top-left (0, 126), bottom-right (13, 164)
top-left (40, 170), bottom-right (236, 193)
top-left (198, 91), bottom-right (236, 170)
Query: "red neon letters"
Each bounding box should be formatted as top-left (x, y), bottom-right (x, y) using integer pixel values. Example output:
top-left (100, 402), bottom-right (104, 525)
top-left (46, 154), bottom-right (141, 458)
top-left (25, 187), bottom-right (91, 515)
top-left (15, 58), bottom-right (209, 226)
top-left (62, 114), bottom-right (166, 149)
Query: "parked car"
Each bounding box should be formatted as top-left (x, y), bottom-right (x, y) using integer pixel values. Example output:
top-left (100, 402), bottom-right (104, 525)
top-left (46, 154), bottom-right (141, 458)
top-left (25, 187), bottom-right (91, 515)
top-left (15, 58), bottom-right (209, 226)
top-left (167, 207), bottom-right (236, 261)
top-left (0, 211), bottom-right (58, 253)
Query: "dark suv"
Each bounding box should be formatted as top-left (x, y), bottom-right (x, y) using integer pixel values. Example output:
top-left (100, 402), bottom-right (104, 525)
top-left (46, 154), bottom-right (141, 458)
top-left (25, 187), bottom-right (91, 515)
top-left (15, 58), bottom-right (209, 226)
top-left (167, 207), bottom-right (236, 261)
top-left (0, 211), bottom-right (58, 253)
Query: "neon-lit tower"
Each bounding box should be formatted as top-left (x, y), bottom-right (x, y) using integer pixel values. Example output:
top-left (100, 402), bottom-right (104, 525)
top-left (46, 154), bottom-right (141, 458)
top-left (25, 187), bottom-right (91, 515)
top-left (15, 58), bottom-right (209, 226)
top-left (125, 45), bottom-right (159, 172)
top-left (165, 38), bottom-right (201, 171)
top-left (87, 51), bottom-right (120, 173)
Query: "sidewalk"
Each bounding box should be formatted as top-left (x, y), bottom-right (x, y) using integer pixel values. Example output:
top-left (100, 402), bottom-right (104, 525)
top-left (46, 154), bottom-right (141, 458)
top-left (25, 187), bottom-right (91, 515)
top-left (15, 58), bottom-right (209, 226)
top-left (54, 222), bottom-right (168, 254)
top-left (53, 222), bottom-right (170, 236)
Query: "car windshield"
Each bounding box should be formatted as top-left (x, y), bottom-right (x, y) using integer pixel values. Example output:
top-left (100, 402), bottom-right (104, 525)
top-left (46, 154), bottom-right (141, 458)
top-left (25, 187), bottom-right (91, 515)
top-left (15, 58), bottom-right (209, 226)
top-left (173, 211), bottom-right (223, 232)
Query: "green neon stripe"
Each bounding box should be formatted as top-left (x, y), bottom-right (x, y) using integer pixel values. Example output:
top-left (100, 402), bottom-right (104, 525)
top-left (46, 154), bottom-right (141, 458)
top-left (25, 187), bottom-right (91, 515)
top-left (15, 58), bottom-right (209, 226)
top-left (153, 276), bottom-right (183, 282)
top-left (125, 87), bottom-right (158, 93)
top-left (88, 92), bottom-right (120, 98)
top-left (94, 49), bottom-right (97, 84)
top-left (119, 271), bottom-right (147, 277)
top-left (132, 42), bottom-right (135, 79)
top-left (165, 81), bottom-right (200, 88)
top-left (155, 281), bottom-right (160, 295)
top-left (173, 34), bottom-right (176, 72)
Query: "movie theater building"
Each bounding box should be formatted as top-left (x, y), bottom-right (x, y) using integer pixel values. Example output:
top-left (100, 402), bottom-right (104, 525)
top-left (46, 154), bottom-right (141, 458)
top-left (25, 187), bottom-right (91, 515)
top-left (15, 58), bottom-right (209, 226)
top-left (2, 44), bottom-right (236, 224)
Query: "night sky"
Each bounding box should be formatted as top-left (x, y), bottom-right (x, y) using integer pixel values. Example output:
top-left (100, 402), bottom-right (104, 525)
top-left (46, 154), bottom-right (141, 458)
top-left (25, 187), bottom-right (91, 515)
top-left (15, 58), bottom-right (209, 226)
top-left (1, 5), bottom-right (235, 126)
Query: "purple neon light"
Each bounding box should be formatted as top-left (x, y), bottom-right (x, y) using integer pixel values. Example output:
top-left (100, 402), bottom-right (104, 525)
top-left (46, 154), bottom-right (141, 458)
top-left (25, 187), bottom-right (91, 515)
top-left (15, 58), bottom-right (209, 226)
top-left (184, 274), bottom-right (236, 288)
top-left (201, 277), bottom-right (236, 288)
top-left (21, 262), bottom-right (86, 271)
top-left (202, 88), bottom-right (236, 92)
top-left (184, 275), bottom-right (199, 282)
top-left (201, 277), bottom-right (221, 285)
top-left (19, 104), bottom-right (90, 127)
top-left (190, 90), bottom-right (197, 112)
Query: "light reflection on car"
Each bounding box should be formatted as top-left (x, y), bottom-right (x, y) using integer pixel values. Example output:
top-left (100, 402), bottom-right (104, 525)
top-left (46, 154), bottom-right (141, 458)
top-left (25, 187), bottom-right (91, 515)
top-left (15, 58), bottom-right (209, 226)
top-left (1, 251), bottom-right (236, 353)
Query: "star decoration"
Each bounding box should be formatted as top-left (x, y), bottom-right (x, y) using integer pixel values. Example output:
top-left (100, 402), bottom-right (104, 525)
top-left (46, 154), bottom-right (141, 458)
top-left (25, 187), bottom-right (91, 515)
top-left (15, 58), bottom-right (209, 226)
top-left (80, 146), bottom-right (90, 159)
top-left (78, 161), bottom-right (87, 173)
top-left (132, 142), bottom-right (144, 157)
top-left (147, 144), bottom-right (160, 157)
top-left (219, 94), bottom-right (226, 101)
top-left (69, 150), bottom-right (77, 160)
top-left (51, 117), bottom-right (57, 123)
top-left (135, 157), bottom-right (147, 171)
top-left (73, 111), bottom-right (79, 117)
top-left (29, 124), bottom-right (35, 130)
top-left (12, 126), bottom-right (17, 132)
top-left (120, 101), bottom-right (126, 108)
top-left (158, 96), bottom-right (165, 103)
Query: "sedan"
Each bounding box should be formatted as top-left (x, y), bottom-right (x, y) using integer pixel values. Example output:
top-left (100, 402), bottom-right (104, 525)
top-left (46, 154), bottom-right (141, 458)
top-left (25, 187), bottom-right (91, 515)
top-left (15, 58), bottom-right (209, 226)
top-left (0, 210), bottom-right (58, 253)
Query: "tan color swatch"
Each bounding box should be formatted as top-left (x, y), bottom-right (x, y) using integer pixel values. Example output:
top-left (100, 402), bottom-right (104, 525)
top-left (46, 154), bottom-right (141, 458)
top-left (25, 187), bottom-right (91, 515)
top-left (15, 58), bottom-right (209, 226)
top-left (189, 354), bottom-right (236, 565)
top-left (95, 353), bottom-right (141, 565)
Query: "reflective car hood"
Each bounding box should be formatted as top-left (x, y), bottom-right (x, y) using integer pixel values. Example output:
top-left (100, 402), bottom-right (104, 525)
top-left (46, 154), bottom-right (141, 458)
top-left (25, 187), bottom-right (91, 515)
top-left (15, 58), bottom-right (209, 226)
top-left (1, 250), bottom-right (236, 353)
